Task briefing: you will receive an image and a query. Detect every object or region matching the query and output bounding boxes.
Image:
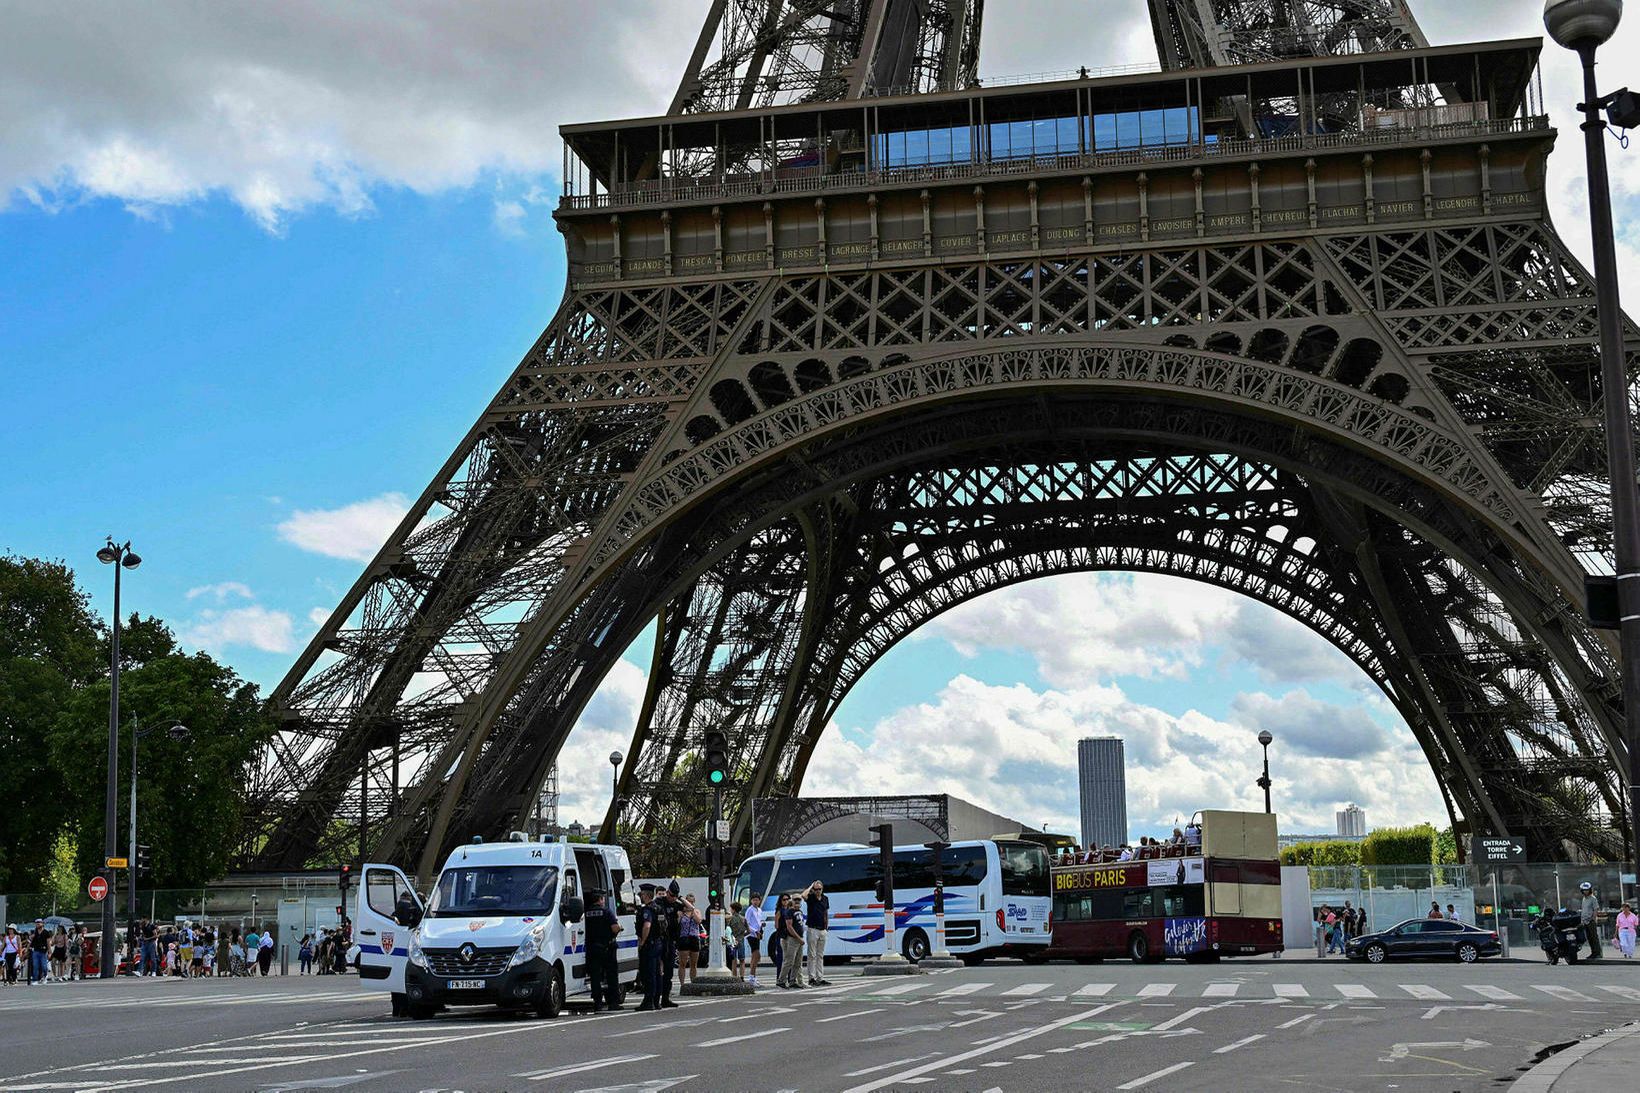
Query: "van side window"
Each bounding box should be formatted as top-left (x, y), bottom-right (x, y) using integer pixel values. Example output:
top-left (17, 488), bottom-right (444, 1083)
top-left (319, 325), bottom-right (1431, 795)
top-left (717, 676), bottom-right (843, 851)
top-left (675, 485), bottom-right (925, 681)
top-left (563, 871), bottom-right (579, 900)
top-left (366, 869), bottom-right (413, 918)
top-left (611, 869), bottom-right (635, 914)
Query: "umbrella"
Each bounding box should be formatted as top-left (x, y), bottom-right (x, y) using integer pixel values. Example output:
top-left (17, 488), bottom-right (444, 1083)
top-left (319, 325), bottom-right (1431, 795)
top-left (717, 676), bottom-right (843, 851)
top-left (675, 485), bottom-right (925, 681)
top-left (42, 915), bottom-right (77, 929)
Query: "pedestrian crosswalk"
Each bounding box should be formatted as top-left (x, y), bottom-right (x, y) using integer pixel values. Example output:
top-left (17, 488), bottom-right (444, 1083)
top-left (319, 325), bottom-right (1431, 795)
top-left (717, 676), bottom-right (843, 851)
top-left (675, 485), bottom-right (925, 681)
top-left (0, 986), bottom-right (370, 1014)
top-left (849, 979), bottom-right (1640, 1005)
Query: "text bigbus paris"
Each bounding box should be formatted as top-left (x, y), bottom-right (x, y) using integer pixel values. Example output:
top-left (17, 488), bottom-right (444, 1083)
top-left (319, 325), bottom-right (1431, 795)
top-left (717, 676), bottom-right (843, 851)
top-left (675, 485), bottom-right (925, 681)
top-left (1048, 809), bottom-right (1283, 962)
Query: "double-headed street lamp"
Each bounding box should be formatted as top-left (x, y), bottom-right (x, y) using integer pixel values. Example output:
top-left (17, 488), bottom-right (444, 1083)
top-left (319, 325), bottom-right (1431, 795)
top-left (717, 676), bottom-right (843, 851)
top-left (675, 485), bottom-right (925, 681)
top-left (129, 719), bottom-right (189, 936)
top-left (1256, 730), bottom-right (1274, 815)
top-left (1544, 0), bottom-right (1640, 864)
top-left (97, 537), bottom-right (141, 978)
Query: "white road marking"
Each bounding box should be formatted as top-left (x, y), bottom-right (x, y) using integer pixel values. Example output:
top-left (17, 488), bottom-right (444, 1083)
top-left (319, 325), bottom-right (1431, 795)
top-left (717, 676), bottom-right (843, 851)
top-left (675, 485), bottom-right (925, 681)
top-left (715, 1006), bottom-right (795, 1023)
top-left (695, 1027), bottom-right (787, 1048)
top-left (516, 1054), bottom-right (657, 1082)
top-left (937, 983), bottom-right (986, 996)
top-left (1599, 985), bottom-right (1640, 1001)
top-left (1073, 983), bottom-right (1115, 996)
top-left (1400, 984), bottom-right (1449, 1000)
top-left (1277, 1013), bottom-right (1314, 1029)
top-left (1535, 985), bottom-right (1594, 1002)
top-left (841, 1054), bottom-right (940, 1077)
top-left (1136, 983), bottom-right (1174, 997)
top-left (1202, 983), bottom-right (1239, 997)
top-left (1116, 1061), bottom-right (1195, 1089)
top-left (1001, 983), bottom-right (1049, 996)
top-left (816, 1007), bottom-right (885, 1023)
top-left (868, 981), bottom-right (926, 996)
top-left (839, 1002), bottom-right (1122, 1093)
top-left (1273, 983), bottom-right (1308, 998)
top-left (1214, 1034), bottom-right (1266, 1054)
top-left (1466, 985), bottom-right (1520, 1001)
top-left (1152, 1006), bottom-right (1210, 1032)
top-left (1336, 984), bottom-right (1375, 999)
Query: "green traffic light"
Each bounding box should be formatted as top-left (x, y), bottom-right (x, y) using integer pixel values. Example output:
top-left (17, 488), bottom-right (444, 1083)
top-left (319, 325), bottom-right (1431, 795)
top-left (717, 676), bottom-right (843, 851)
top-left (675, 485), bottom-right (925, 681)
top-left (709, 769), bottom-right (725, 783)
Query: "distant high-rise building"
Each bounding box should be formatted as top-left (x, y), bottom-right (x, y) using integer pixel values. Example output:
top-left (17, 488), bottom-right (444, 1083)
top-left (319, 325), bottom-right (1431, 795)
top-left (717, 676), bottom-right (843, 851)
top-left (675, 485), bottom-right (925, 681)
top-left (1078, 737), bottom-right (1128, 849)
top-left (1336, 803), bottom-right (1367, 838)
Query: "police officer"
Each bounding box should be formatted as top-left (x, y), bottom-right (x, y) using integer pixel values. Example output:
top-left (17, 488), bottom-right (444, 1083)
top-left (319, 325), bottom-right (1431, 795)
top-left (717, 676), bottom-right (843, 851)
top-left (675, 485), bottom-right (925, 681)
top-left (658, 880), bottom-right (682, 1008)
top-left (635, 883), bottom-right (663, 1012)
top-left (582, 890), bottom-right (622, 1012)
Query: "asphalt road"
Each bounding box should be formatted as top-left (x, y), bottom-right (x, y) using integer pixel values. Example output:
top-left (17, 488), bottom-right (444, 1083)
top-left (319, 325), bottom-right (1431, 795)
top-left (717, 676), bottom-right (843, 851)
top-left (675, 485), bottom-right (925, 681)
top-left (1, 956), bottom-right (1636, 1092)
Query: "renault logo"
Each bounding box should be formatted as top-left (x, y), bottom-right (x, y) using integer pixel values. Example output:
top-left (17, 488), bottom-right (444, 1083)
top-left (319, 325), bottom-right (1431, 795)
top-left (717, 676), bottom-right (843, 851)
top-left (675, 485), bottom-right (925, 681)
top-left (459, 943), bottom-right (477, 964)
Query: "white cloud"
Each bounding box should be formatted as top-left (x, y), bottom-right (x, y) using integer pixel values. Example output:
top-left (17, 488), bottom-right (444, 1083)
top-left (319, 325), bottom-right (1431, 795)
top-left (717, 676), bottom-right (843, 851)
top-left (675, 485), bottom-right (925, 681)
top-left (308, 607), bottom-right (331, 627)
top-left (180, 604), bottom-right (295, 654)
top-left (805, 674), bottom-right (1445, 839)
top-left (551, 658), bottom-right (649, 828)
top-left (185, 580), bottom-right (255, 602)
top-left (0, 0), bottom-right (702, 230)
top-left (1227, 690), bottom-right (1391, 760)
top-left (277, 492), bottom-right (409, 562)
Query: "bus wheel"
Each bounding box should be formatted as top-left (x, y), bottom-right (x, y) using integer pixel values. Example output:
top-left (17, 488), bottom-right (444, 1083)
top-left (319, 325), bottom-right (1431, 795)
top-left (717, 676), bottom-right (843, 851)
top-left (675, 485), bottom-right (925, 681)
top-left (961, 954), bottom-right (987, 966)
top-left (1127, 932), bottom-right (1151, 963)
top-left (902, 929), bottom-right (930, 964)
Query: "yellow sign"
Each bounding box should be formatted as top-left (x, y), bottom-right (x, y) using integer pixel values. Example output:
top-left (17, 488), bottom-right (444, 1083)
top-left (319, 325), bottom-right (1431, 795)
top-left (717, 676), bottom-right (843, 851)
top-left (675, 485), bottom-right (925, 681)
top-left (105, 857), bottom-right (128, 868)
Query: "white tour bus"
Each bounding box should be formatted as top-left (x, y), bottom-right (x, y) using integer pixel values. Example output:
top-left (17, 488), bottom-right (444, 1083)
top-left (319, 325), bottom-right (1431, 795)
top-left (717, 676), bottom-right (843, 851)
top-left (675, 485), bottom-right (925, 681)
top-left (355, 835), bottom-right (637, 1018)
top-left (733, 838), bottom-right (1052, 963)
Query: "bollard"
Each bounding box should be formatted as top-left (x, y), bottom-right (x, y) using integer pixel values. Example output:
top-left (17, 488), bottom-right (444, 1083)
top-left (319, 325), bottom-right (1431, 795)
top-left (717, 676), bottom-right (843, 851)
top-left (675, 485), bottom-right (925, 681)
top-left (280, 945), bottom-right (288, 976)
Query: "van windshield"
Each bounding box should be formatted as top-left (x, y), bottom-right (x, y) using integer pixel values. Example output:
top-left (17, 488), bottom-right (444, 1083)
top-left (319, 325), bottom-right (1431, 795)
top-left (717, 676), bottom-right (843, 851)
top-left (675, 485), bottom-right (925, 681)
top-left (430, 866), bottom-right (559, 917)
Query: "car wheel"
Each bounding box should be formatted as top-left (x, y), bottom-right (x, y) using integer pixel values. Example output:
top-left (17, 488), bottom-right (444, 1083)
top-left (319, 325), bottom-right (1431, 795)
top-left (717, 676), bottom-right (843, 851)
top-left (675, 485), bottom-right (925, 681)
top-left (1364, 943), bottom-right (1387, 964)
top-left (537, 964), bottom-right (565, 1019)
top-left (1127, 932), bottom-right (1150, 963)
top-left (1455, 942), bottom-right (1479, 963)
top-left (902, 928), bottom-right (930, 964)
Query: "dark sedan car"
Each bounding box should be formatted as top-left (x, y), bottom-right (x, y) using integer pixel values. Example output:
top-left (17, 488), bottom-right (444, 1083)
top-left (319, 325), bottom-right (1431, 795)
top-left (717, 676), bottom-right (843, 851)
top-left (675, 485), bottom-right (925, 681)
top-left (1344, 918), bottom-right (1503, 963)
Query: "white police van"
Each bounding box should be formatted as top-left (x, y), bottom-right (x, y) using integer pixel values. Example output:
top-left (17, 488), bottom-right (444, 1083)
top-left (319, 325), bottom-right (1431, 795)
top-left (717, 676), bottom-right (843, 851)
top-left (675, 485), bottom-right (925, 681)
top-left (355, 835), bottom-right (637, 1018)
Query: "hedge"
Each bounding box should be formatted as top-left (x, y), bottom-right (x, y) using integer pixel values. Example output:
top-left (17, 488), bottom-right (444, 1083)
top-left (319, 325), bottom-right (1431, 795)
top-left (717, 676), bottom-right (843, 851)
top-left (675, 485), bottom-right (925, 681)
top-left (1279, 840), bottom-right (1363, 866)
top-left (1360, 823), bottom-right (1438, 866)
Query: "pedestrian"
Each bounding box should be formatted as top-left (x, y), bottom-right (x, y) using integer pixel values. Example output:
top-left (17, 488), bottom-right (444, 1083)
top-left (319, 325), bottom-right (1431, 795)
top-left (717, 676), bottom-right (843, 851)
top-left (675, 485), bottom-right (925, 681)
top-left (29, 919), bottom-right (50, 985)
top-left (1427, 900), bottom-right (1443, 919)
top-left (582, 890), bottom-right (623, 1011)
top-left (1445, 903), bottom-right (1461, 923)
top-left (658, 881), bottom-right (681, 1007)
top-left (804, 880), bottom-right (831, 986)
top-left (298, 934), bottom-right (314, 975)
top-left (1578, 882), bottom-right (1603, 959)
top-left (178, 924), bottom-right (193, 979)
top-left (229, 928), bottom-right (247, 977)
top-left (1614, 902), bottom-right (1637, 959)
top-left (200, 928), bottom-right (215, 977)
top-left (744, 893), bottom-right (765, 986)
top-left (1312, 908), bottom-right (1326, 958)
top-left (769, 893), bottom-right (787, 977)
top-left (243, 927), bottom-right (259, 974)
top-left (676, 893), bottom-right (702, 984)
top-left (67, 926), bottom-right (83, 981)
top-left (258, 926), bottom-right (275, 976)
top-left (2, 926), bottom-right (19, 985)
top-left (778, 891), bottom-right (806, 989)
top-left (635, 882), bottom-right (663, 1011)
top-left (726, 901), bottom-right (748, 980)
top-left (140, 918), bottom-right (158, 977)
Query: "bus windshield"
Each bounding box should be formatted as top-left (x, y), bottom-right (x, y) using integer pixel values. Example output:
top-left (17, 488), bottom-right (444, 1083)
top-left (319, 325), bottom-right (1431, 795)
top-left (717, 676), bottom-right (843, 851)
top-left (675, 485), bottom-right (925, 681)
top-left (430, 865), bottom-right (559, 917)
top-left (998, 841), bottom-right (1049, 897)
top-left (734, 857), bottom-right (776, 909)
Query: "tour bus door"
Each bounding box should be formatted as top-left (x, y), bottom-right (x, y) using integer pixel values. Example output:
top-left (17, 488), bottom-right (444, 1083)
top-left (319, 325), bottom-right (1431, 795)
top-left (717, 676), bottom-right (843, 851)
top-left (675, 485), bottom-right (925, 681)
top-left (355, 862), bottom-right (421, 1003)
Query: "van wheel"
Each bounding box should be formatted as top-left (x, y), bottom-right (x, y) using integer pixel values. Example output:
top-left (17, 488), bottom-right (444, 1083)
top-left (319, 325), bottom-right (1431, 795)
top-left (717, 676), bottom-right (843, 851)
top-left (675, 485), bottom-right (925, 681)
top-left (537, 965), bottom-right (565, 1019)
top-left (1127, 932), bottom-right (1150, 963)
top-left (390, 991), bottom-right (407, 1017)
top-left (902, 928), bottom-right (930, 964)
top-left (407, 1002), bottom-right (435, 1020)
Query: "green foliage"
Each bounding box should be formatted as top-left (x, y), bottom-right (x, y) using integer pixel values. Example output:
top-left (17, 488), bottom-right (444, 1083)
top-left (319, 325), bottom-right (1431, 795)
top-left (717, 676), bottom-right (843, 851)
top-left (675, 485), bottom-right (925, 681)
top-left (0, 554), bottom-right (276, 894)
top-left (44, 831), bottom-right (82, 907)
top-left (1360, 823), bottom-right (1438, 866)
top-left (1279, 840), bottom-right (1362, 866)
top-left (1434, 826), bottom-right (1459, 865)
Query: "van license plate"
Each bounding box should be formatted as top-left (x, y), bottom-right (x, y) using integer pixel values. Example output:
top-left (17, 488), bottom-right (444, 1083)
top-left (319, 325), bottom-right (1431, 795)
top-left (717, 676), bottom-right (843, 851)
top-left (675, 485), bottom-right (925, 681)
top-left (447, 979), bottom-right (487, 990)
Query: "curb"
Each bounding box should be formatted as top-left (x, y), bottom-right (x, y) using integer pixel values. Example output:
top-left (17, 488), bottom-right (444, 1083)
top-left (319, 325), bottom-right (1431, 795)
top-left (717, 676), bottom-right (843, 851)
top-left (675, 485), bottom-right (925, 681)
top-left (1513, 1021), bottom-right (1640, 1093)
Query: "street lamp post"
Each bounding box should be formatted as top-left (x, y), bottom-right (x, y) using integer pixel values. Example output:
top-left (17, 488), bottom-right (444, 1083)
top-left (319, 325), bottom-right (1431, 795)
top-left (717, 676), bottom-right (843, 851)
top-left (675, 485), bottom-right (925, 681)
top-left (129, 720), bottom-right (189, 945)
top-left (1257, 730), bottom-right (1274, 815)
top-left (97, 537), bottom-right (141, 978)
top-left (608, 750), bottom-right (624, 833)
top-left (1545, 0), bottom-right (1640, 865)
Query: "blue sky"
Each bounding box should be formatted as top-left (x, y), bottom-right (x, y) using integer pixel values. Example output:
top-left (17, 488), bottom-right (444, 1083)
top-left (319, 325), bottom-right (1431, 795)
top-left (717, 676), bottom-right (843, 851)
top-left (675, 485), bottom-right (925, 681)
top-left (5, 0), bottom-right (1636, 839)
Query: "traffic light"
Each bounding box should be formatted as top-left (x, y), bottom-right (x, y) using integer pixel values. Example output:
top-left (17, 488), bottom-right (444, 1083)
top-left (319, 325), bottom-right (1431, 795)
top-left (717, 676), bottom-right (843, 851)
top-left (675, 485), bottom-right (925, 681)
top-left (134, 844), bottom-right (152, 879)
top-left (703, 729), bottom-right (729, 786)
top-left (869, 823), bottom-right (894, 906)
top-left (924, 841), bottom-right (949, 915)
top-left (338, 863), bottom-right (353, 896)
top-left (705, 844), bottom-right (723, 904)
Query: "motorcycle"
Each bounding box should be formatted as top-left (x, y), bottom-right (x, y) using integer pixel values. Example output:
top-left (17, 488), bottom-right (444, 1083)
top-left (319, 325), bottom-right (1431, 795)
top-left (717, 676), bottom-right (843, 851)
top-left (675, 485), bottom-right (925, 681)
top-left (1534, 909), bottom-right (1584, 965)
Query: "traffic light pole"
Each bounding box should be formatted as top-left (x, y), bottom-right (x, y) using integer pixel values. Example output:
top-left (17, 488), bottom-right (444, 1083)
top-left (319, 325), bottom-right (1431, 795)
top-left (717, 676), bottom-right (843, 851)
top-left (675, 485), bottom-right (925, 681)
top-left (683, 781), bottom-right (750, 995)
top-left (921, 841), bottom-right (962, 968)
top-left (863, 823), bottom-right (917, 975)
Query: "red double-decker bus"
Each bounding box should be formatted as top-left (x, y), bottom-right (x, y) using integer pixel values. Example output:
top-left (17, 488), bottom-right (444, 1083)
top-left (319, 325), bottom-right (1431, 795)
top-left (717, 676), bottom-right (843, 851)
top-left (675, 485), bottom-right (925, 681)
top-left (1047, 809), bottom-right (1282, 962)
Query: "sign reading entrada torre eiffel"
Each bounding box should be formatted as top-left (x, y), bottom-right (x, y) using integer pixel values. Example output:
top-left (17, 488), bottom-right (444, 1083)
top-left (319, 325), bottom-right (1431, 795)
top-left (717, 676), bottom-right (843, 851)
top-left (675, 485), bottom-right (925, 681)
top-left (246, 1), bottom-right (1633, 878)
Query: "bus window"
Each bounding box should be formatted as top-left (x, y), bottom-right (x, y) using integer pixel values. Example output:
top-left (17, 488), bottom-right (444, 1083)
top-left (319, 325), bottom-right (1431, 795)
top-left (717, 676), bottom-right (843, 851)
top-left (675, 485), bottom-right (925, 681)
top-left (944, 845), bottom-right (987, 885)
top-left (1160, 887), bottom-right (1206, 917)
top-left (798, 854), bottom-right (875, 893)
top-left (734, 858), bottom-right (776, 908)
top-left (1121, 889), bottom-right (1157, 917)
top-left (999, 842), bottom-right (1049, 897)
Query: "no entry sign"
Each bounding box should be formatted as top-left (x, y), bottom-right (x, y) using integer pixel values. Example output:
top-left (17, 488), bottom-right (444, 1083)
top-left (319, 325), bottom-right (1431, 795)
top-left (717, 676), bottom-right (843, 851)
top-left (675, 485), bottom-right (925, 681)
top-left (88, 875), bottom-right (108, 902)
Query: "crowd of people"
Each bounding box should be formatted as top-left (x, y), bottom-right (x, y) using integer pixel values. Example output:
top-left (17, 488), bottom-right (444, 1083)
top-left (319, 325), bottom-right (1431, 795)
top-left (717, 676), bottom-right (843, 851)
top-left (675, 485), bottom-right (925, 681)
top-left (1057, 824), bottom-right (1202, 866)
top-left (296, 926), bottom-right (354, 975)
top-left (1, 920), bottom-right (92, 984)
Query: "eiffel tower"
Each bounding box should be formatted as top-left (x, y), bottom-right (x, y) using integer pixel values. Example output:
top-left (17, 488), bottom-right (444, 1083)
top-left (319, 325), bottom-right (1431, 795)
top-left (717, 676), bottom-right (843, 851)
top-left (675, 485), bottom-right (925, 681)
top-left (245, 0), bottom-right (1634, 878)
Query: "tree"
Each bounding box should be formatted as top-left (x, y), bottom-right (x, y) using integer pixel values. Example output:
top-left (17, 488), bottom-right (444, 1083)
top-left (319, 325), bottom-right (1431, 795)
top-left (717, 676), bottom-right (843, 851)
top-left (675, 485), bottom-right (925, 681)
top-left (0, 555), bottom-right (101, 891)
top-left (1360, 823), bottom-right (1438, 866)
top-left (49, 619), bottom-right (275, 890)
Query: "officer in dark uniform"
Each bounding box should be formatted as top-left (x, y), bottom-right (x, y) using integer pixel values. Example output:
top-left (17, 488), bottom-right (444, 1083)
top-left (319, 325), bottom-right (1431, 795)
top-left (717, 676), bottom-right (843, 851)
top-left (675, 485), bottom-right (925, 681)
top-left (635, 882), bottom-right (663, 1012)
top-left (582, 890), bottom-right (622, 1011)
top-left (659, 879), bottom-right (682, 1008)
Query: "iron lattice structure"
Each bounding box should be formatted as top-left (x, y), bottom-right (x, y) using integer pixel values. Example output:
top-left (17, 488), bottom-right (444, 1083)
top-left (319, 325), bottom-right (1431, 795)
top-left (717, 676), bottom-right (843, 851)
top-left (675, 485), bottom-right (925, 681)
top-left (245, 0), bottom-right (1633, 879)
